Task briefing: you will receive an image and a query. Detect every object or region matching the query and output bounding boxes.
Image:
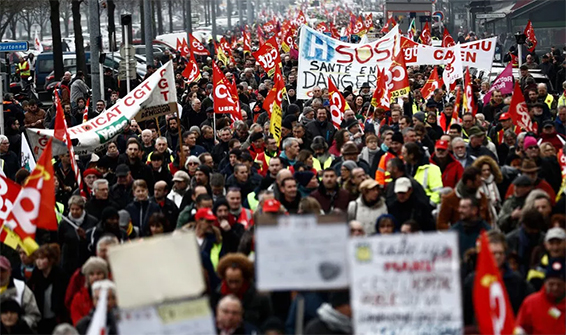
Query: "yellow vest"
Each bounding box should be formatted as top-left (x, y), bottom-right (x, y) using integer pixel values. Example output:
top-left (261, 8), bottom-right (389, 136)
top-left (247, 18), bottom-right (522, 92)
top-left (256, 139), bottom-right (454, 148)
top-left (312, 156), bottom-right (333, 172)
top-left (18, 62), bottom-right (30, 77)
top-left (544, 94), bottom-right (554, 109)
top-left (247, 192), bottom-right (259, 212)
top-left (413, 164), bottom-right (443, 204)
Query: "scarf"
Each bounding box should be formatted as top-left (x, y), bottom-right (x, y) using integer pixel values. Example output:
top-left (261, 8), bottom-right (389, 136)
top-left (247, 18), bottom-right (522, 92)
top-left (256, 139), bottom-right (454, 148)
top-left (220, 280), bottom-right (250, 301)
top-left (380, 143), bottom-right (389, 152)
top-left (316, 303), bottom-right (352, 334)
top-left (68, 211), bottom-right (86, 226)
top-left (455, 180), bottom-right (480, 199)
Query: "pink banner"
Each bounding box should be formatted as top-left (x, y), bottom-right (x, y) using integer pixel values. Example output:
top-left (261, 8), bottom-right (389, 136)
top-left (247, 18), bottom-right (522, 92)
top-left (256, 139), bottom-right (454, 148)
top-left (483, 63), bottom-right (514, 105)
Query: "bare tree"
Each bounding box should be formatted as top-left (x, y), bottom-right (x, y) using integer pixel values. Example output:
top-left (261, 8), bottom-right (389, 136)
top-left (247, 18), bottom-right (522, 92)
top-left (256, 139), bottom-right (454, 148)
top-left (0, 0), bottom-right (24, 40)
top-left (50, 0), bottom-right (64, 80)
top-left (156, 0), bottom-right (163, 35)
top-left (168, 0), bottom-right (173, 33)
top-left (107, 0), bottom-right (117, 51)
top-left (72, 0), bottom-right (86, 75)
top-left (61, 0), bottom-right (72, 37)
top-left (33, 1), bottom-right (51, 40)
top-left (19, 9), bottom-right (34, 40)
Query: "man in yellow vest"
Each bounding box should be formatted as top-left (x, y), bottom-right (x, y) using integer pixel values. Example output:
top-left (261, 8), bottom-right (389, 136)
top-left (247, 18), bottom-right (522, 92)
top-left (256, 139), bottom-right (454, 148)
top-left (16, 56), bottom-right (31, 81)
top-left (538, 83), bottom-right (555, 110)
top-left (311, 136), bottom-right (335, 174)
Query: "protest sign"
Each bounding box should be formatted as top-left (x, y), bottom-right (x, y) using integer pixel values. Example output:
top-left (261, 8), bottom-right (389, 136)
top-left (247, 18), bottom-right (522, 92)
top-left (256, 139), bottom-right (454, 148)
top-left (348, 232), bottom-right (462, 335)
top-left (108, 232), bottom-right (205, 309)
top-left (255, 214), bottom-right (349, 291)
top-left (118, 297), bottom-right (215, 335)
top-left (26, 61), bottom-right (178, 157)
top-left (483, 63), bottom-right (514, 104)
top-left (297, 25), bottom-right (398, 99)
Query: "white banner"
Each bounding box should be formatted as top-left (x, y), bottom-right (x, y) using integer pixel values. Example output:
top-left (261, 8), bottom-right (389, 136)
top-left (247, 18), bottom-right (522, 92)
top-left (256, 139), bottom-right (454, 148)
top-left (26, 61), bottom-right (178, 157)
top-left (297, 25), bottom-right (399, 99)
top-left (348, 232), bottom-right (462, 335)
top-left (403, 37), bottom-right (497, 70)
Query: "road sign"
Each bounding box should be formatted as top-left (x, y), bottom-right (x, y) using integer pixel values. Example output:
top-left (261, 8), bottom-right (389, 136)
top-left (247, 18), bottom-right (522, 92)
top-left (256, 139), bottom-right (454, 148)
top-left (119, 45), bottom-right (135, 58)
top-left (433, 11), bottom-right (444, 20)
top-left (0, 41), bottom-right (29, 52)
top-left (476, 13), bottom-right (506, 19)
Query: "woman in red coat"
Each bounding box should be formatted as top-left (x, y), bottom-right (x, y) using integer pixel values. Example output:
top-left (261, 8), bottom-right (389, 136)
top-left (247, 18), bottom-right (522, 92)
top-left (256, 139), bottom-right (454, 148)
top-left (70, 257), bottom-right (109, 325)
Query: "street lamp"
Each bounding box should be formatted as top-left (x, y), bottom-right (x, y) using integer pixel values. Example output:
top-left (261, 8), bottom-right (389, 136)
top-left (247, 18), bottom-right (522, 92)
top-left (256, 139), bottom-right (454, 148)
top-left (515, 31), bottom-right (526, 67)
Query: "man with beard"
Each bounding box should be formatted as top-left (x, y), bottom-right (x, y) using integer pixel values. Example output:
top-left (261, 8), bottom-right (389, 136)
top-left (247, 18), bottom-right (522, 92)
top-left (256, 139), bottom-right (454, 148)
top-left (212, 198), bottom-right (245, 253)
top-left (277, 177), bottom-right (300, 214)
top-left (311, 168), bottom-right (350, 214)
top-left (311, 136), bottom-right (335, 175)
top-left (226, 188), bottom-right (254, 230)
top-left (164, 118), bottom-right (182, 152)
top-left (212, 127), bottom-right (233, 164)
top-left (451, 137), bottom-right (474, 168)
top-left (306, 107), bottom-right (336, 147)
top-left (429, 139), bottom-right (464, 189)
top-left (255, 136), bottom-right (280, 177)
top-left (123, 138), bottom-right (154, 192)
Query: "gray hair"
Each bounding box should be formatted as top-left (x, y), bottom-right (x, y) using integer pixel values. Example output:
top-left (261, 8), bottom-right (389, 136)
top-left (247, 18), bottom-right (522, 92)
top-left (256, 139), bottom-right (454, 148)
top-left (92, 179), bottom-right (109, 191)
top-left (141, 129), bottom-right (152, 137)
top-left (68, 195), bottom-right (85, 208)
top-left (52, 324), bottom-right (79, 335)
top-left (156, 136), bottom-right (168, 144)
top-left (0, 135), bottom-right (8, 143)
top-left (282, 137), bottom-right (298, 150)
top-left (401, 127), bottom-right (415, 136)
top-left (451, 137), bottom-right (466, 147)
top-left (523, 189), bottom-right (551, 212)
top-left (96, 235), bottom-right (119, 254)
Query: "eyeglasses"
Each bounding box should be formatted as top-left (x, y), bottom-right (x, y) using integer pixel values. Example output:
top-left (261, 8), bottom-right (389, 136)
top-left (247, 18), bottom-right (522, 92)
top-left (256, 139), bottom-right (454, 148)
top-left (526, 146), bottom-right (539, 150)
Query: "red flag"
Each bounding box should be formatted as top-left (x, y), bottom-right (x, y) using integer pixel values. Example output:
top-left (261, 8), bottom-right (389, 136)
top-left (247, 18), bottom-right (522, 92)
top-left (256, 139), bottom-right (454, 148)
top-left (220, 37), bottom-right (232, 56)
top-left (5, 137), bottom-right (57, 238)
top-left (508, 82), bottom-right (535, 133)
top-left (265, 66), bottom-right (285, 145)
top-left (281, 28), bottom-right (295, 53)
top-left (371, 67), bottom-right (390, 111)
top-left (420, 66), bottom-right (444, 100)
top-left (329, 23), bottom-right (340, 39)
top-left (253, 36), bottom-right (281, 78)
top-left (54, 92), bottom-right (84, 197)
top-left (442, 27), bottom-right (455, 47)
top-left (419, 22), bottom-right (432, 45)
top-left (454, 86), bottom-right (463, 116)
top-left (82, 97), bottom-right (90, 123)
top-left (263, 20), bottom-right (276, 34)
top-left (315, 22), bottom-right (329, 33)
top-left (473, 231), bottom-right (517, 335)
top-left (189, 34), bottom-right (210, 56)
top-left (257, 25), bottom-right (265, 46)
top-left (212, 62), bottom-right (239, 117)
top-left (387, 47), bottom-right (410, 99)
top-left (463, 67), bottom-right (477, 116)
top-left (364, 14), bottom-right (373, 30)
top-left (523, 20), bottom-right (537, 52)
top-left (243, 27), bottom-right (252, 55)
top-left (182, 50), bottom-right (201, 83)
top-left (381, 17), bottom-right (396, 33)
top-left (176, 37), bottom-right (189, 57)
top-left (328, 77), bottom-right (349, 129)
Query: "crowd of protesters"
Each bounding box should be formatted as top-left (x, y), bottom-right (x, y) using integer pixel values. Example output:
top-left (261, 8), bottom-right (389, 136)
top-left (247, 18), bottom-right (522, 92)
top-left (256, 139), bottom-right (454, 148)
top-left (1, 11), bottom-right (566, 335)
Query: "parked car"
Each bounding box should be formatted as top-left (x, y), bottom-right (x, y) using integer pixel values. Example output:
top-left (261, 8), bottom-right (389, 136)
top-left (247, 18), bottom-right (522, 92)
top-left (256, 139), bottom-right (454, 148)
top-left (35, 52), bottom-right (89, 91)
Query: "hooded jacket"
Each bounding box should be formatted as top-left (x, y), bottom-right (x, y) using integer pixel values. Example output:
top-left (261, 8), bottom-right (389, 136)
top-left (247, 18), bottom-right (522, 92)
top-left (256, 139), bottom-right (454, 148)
top-left (430, 152), bottom-right (464, 189)
top-left (437, 181), bottom-right (492, 230)
top-left (125, 198), bottom-right (161, 236)
top-left (306, 120), bottom-right (336, 147)
top-left (58, 212), bottom-right (98, 275)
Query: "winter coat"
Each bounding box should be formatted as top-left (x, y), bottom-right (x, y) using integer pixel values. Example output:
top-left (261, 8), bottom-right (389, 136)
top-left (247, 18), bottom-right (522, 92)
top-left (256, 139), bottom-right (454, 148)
top-left (498, 195), bottom-right (527, 234)
top-left (516, 287), bottom-right (565, 335)
top-left (70, 286), bottom-right (92, 325)
top-left (0, 319), bottom-right (35, 335)
top-left (506, 227), bottom-right (546, 276)
top-left (28, 265), bottom-right (69, 322)
top-left (311, 184), bottom-right (351, 214)
top-left (58, 213), bottom-right (98, 275)
top-left (76, 310), bottom-right (119, 335)
top-left (151, 197), bottom-right (179, 231)
top-left (125, 159), bottom-right (155, 192)
top-left (387, 194), bottom-right (435, 231)
top-left (125, 199), bottom-right (161, 236)
top-left (437, 181), bottom-right (492, 230)
top-left (84, 198), bottom-right (119, 221)
top-left (109, 183), bottom-right (133, 210)
top-left (211, 283), bottom-right (273, 328)
top-left (0, 277), bottom-right (41, 329)
top-left (429, 152), bottom-right (464, 189)
top-left (347, 196), bottom-right (388, 235)
top-left (305, 120), bottom-right (336, 146)
top-left (450, 219), bottom-right (492, 259)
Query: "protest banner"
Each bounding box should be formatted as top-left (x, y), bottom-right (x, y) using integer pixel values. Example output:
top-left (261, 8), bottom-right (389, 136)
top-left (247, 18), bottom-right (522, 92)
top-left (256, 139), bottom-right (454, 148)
top-left (402, 37), bottom-right (497, 70)
top-left (26, 61), bottom-right (178, 157)
top-left (297, 25), bottom-right (398, 99)
top-left (483, 63), bottom-right (514, 104)
top-left (348, 232), bottom-right (462, 335)
top-left (255, 214), bottom-right (349, 291)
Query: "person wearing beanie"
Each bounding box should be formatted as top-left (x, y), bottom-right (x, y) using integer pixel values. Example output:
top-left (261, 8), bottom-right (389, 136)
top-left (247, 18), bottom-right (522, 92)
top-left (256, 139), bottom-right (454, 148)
top-left (0, 299), bottom-right (34, 335)
top-left (294, 171), bottom-right (318, 197)
top-left (375, 131), bottom-right (404, 186)
top-left (86, 206), bottom-right (128, 253)
top-left (70, 257), bottom-right (109, 325)
top-left (523, 135), bottom-right (563, 194)
top-left (516, 257), bottom-right (565, 335)
top-left (305, 290), bottom-right (352, 334)
top-left (413, 111), bottom-right (426, 125)
top-left (213, 198), bottom-right (245, 254)
top-left (247, 131), bottom-right (265, 160)
top-left (466, 125), bottom-right (498, 161)
top-left (281, 118), bottom-right (294, 139)
top-left (117, 209), bottom-right (139, 239)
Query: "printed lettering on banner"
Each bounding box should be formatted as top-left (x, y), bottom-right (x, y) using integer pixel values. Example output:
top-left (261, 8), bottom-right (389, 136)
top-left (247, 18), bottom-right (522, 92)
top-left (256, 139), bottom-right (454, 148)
top-left (348, 232), bottom-right (462, 335)
top-left (26, 62), bottom-right (178, 157)
top-left (297, 25), bottom-right (398, 99)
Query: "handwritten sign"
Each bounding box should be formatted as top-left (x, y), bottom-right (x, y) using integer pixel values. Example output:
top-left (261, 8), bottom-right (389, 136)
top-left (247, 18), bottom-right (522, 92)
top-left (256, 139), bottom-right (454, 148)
top-left (256, 215), bottom-right (349, 291)
top-left (348, 232), bottom-right (462, 335)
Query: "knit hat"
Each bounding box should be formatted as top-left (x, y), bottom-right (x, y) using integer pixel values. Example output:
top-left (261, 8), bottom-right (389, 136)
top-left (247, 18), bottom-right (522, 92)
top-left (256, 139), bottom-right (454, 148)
top-left (189, 125), bottom-right (201, 136)
top-left (343, 118), bottom-right (359, 130)
top-left (329, 290), bottom-right (350, 308)
top-left (467, 126), bottom-right (485, 138)
top-left (413, 112), bottom-right (426, 123)
top-left (258, 89), bottom-right (269, 98)
top-left (196, 165), bottom-right (212, 179)
top-left (391, 131), bottom-right (404, 144)
top-left (287, 104), bottom-right (300, 116)
top-left (101, 207), bottom-right (119, 223)
top-left (1, 299), bottom-right (22, 315)
top-left (311, 136), bottom-right (328, 151)
top-left (81, 256), bottom-right (109, 278)
top-left (213, 198), bottom-right (229, 215)
top-left (342, 143), bottom-right (359, 155)
top-left (250, 132), bottom-right (264, 143)
top-left (282, 118), bottom-right (293, 130)
top-left (523, 136), bottom-right (538, 150)
top-left (545, 257), bottom-right (565, 281)
top-left (294, 171), bottom-right (315, 188)
top-left (342, 160), bottom-right (358, 172)
top-left (83, 168), bottom-right (102, 178)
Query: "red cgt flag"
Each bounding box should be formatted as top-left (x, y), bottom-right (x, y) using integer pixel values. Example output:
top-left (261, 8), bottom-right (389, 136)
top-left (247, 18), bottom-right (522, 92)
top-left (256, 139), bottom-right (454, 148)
top-left (5, 138), bottom-right (57, 240)
top-left (420, 66), bottom-right (444, 100)
top-left (419, 22), bottom-right (432, 45)
top-left (473, 231), bottom-right (516, 335)
top-left (523, 20), bottom-right (537, 52)
top-left (381, 17), bottom-right (396, 33)
top-left (189, 34), bottom-right (210, 56)
top-left (182, 50), bottom-right (201, 83)
top-left (328, 77), bottom-right (349, 129)
top-left (252, 36), bottom-right (281, 78)
top-left (371, 67), bottom-right (390, 111)
top-left (442, 27), bottom-right (455, 47)
top-left (212, 62), bottom-right (239, 118)
top-left (508, 81), bottom-right (535, 133)
top-left (463, 67), bottom-right (477, 116)
top-left (176, 37), bottom-right (189, 57)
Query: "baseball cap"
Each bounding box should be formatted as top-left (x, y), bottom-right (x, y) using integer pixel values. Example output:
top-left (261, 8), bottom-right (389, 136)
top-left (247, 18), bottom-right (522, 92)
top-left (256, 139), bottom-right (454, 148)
top-left (195, 208), bottom-right (216, 221)
top-left (82, 168), bottom-right (102, 178)
top-left (115, 164), bottom-right (130, 177)
top-left (545, 227), bottom-right (566, 242)
top-left (543, 120), bottom-right (555, 128)
top-left (172, 171), bottom-right (190, 182)
top-left (263, 199), bottom-right (282, 213)
top-left (394, 177), bottom-right (412, 193)
top-left (0, 256), bottom-right (12, 270)
top-left (498, 112), bottom-right (511, 121)
top-left (359, 179), bottom-right (379, 192)
top-left (435, 140), bottom-right (449, 150)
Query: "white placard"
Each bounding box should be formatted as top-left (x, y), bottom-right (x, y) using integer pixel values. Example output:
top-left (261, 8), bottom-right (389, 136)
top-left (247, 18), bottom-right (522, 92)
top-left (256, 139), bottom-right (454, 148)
top-left (256, 215), bottom-right (349, 291)
top-left (118, 297), bottom-right (215, 335)
top-left (348, 232), bottom-right (462, 335)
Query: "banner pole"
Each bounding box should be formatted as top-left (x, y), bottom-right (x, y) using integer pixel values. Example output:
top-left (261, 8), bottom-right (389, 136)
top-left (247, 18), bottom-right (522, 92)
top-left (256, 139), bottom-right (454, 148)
top-left (155, 117), bottom-right (162, 137)
top-left (176, 114), bottom-right (185, 168)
